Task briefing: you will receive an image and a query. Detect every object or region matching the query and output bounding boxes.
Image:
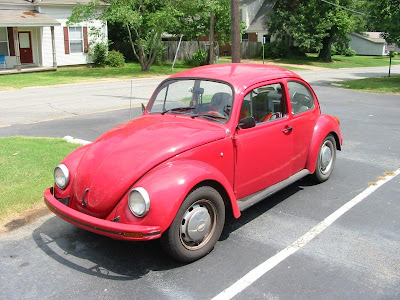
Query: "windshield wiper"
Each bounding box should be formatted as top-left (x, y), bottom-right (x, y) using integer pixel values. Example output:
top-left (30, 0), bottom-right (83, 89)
top-left (161, 107), bottom-right (195, 115)
top-left (191, 113), bottom-right (227, 121)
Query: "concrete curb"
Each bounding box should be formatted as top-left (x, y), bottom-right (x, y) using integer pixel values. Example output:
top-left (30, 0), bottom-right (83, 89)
top-left (63, 135), bottom-right (92, 146)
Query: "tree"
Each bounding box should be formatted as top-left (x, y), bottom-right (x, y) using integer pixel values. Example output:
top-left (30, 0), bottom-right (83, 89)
top-left (369, 0), bottom-right (400, 45)
top-left (69, 0), bottom-right (180, 71)
top-left (268, 0), bottom-right (361, 62)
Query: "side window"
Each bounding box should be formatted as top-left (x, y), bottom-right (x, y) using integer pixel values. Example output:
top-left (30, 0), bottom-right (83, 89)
top-left (239, 83), bottom-right (286, 124)
top-left (287, 81), bottom-right (314, 114)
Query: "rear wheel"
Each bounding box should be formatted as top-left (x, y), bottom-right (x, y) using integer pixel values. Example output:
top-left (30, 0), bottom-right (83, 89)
top-left (161, 186), bottom-right (225, 263)
top-left (312, 134), bottom-right (336, 183)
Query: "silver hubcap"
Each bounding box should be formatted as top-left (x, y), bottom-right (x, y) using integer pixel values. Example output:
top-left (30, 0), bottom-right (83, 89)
top-left (180, 200), bottom-right (217, 250)
top-left (320, 140), bottom-right (334, 175)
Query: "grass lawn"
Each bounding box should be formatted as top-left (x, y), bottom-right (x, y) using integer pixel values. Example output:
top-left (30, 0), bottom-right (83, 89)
top-left (0, 137), bottom-right (79, 221)
top-left (259, 53), bottom-right (400, 69)
top-left (334, 75), bottom-right (400, 94)
top-left (0, 62), bottom-right (190, 90)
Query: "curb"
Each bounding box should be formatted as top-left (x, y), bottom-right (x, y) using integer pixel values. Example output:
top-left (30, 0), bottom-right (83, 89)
top-left (63, 135), bottom-right (92, 146)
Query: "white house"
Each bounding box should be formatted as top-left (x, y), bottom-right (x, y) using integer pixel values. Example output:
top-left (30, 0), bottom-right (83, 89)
top-left (0, 0), bottom-right (107, 71)
top-left (348, 32), bottom-right (388, 56)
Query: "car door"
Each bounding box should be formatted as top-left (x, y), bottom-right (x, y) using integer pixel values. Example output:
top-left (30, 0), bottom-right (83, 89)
top-left (285, 80), bottom-right (318, 174)
top-left (233, 81), bottom-right (293, 199)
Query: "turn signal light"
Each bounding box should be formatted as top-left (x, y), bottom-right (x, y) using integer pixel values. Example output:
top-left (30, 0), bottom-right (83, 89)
top-left (333, 116), bottom-right (340, 126)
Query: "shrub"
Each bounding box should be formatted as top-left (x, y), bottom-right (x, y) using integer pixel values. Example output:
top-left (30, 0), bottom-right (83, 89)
top-left (89, 42), bottom-right (108, 66)
top-left (389, 51), bottom-right (398, 57)
top-left (343, 47), bottom-right (356, 57)
top-left (262, 41), bottom-right (305, 59)
top-left (105, 50), bottom-right (125, 67)
top-left (185, 48), bottom-right (208, 67)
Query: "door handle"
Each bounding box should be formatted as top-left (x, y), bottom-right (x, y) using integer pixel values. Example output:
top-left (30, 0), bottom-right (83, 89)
top-left (282, 126), bottom-right (293, 133)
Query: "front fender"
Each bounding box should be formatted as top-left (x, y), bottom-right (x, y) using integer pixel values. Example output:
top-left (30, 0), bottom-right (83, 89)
top-left (306, 114), bottom-right (342, 174)
top-left (111, 159), bottom-right (239, 233)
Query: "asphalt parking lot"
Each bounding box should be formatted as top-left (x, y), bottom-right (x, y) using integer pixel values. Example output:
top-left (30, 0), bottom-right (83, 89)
top-left (1, 82), bottom-right (400, 299)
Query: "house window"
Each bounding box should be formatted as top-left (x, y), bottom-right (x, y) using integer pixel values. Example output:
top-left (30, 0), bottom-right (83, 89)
top-left (0, 27), bottom-right (9, 56)
top-left (69, 27), bottom-right (83, 53)
top-left (241, 33), bottom-right (249, 42)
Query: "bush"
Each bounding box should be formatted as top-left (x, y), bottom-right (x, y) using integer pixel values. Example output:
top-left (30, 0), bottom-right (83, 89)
top-left (343, 47), bottom-right (356, 57)
top-left (89, 42), bottom-right (108, 66)
top-left (389, 51), bottom-right (398, 57)
top-left (262, 41), bottom-right (305, 59)
top-left (105, 50), bottom-right (125, 67)
top-left (185, 48), bottom-right (208, 67)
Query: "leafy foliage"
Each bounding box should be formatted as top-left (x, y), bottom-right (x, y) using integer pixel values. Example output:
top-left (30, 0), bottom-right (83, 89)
top-left (369, 0), bottom-right (400, 45)
top-left (105, 50), bottom-right (125, 67)
top-left (185, 48), bottom-right (208, 67)
top-left (268, 0), bottom-right (364, 62)
top-left (89, 42), bottom-right (108, 66)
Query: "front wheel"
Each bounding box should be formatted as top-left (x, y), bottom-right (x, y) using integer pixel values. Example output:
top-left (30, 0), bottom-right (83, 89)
top-left (312, 134), bottom-right (337, 183)
top-left (161, 186), bottom-right (225, 263)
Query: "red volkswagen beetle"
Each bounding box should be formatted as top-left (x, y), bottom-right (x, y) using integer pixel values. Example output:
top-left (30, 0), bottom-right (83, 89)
top-left (44, 64), bottom-right (342, 262)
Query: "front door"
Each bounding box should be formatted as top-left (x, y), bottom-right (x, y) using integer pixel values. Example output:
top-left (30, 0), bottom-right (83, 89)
top-left (18, 32), bottom-right (33, 64)
top-left (234, 82), bottom-right (293, 199)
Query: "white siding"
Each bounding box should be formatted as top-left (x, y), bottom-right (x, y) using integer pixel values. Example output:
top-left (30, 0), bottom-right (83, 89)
top-left (349, 34), bottom-right (385, 56)
top-left (38, 6), bottom-right (107, 67)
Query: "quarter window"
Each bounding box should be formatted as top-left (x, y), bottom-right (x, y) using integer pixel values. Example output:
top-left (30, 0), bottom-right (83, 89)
top-left (0, 27), bottom-right (9, 56)
top-left (287, 81), bottom-right (314, 114)
top-left (239, 83), bottom-right (286, 124)
top-left (69, 27), bottom-right (83, 53)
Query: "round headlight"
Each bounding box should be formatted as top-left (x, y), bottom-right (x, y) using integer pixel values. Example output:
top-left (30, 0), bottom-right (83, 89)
top-left (128, 187), bottom-right (150, 218)
top-left (54, 164), bottom-right (69, 190)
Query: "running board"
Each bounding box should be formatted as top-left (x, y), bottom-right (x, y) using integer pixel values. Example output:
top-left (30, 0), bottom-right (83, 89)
top-left (237, 169), bottom-right (310, 211)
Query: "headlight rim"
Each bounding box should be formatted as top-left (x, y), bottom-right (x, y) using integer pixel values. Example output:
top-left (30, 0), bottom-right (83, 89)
top-left (54, 164), bottom-right (70, 190)
top-left (128, 187), bottom-right (150, 218)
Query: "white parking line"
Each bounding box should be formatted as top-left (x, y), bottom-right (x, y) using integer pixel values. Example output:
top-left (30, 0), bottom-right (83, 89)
top-left (212, 169), bottom-right (400, 300)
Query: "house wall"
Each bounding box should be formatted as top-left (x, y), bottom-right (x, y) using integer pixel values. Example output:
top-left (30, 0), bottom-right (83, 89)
top-left (38, 6), bottom-right (107, 67)
top-left (348, 34), bottom-right (385, 56)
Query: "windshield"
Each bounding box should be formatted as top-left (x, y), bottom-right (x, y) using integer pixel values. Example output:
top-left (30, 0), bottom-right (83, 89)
top-left (148, 79), bottom-right (233, 123)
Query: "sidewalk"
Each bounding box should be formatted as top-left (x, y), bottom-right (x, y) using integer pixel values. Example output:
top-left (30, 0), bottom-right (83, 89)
top-left (0, 65), bottom-right (399, 127)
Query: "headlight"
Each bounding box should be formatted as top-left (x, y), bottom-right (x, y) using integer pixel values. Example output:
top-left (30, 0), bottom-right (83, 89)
top-left (54, 164), bottom-right (69, 190)
top-left (128, 187), bottom-right (150, 217)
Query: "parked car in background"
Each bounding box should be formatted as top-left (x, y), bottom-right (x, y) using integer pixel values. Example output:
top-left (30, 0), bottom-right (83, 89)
top-left (44, 64), bottom-right (342, 263)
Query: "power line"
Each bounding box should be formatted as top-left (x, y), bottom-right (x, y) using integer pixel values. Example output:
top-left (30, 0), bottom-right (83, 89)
top-left (320, 0), bottom-right (370, 16)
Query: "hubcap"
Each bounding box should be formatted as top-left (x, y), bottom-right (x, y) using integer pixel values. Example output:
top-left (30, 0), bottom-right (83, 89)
top-left (180, 200), bottom-right (216, 250)
top-left (320, 140), bottom-right (334, 175)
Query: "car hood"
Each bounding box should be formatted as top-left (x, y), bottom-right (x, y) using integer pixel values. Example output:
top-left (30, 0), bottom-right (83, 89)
top-left (73, 115), bottom-right (227, 218)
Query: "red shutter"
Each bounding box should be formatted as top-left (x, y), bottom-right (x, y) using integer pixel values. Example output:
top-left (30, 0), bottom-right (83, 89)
top-left (7, 27), bottom-right (15, 56)
top-left (63, 27), bottom-right (70, 54)
top-left (83, 26), bottom-right (88, 53)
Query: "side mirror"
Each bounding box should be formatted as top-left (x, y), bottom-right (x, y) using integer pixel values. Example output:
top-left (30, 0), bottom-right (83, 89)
top-left (238, 117), bottom-right (256, 129)
top-left (141, 103), bottom-right (146, 112)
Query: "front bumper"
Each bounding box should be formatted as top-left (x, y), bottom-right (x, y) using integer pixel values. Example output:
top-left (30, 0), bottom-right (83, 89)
top-left (44, 188), bottom-right (161, 241)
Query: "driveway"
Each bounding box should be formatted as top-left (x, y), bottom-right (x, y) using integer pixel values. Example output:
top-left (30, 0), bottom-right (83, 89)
top-left (0, 65), bottom-right (399, 127)
top-left (1, 79), bottom-right (400, 299)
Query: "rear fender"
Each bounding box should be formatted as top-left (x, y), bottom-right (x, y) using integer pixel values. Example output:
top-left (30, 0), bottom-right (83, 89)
top-left (111, 159), bottom-right (239, 233)
top-left (306, 114), bottom-right (342, 174)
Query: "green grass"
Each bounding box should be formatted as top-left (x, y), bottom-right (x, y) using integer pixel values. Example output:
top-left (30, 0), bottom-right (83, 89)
top-left (217, 57), bottom-right (306, 71)
top-left (334, 75), bottom-right (400, 94)
top-left (262, 53), bottom-right (400, 69)
top-left (0, 137), bottom-right (79, 220)
top-left (0, 62), bottom-right (190, 90)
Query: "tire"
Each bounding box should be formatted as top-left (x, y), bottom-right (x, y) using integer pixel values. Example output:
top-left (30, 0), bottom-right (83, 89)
top-left (312, 134), bottom-right (337, 183)
top-left (161, 186), bottom-right (225, 263)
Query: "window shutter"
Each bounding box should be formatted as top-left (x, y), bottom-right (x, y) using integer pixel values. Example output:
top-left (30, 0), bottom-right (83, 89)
top-left (63, 27), bottom-right (70, 54)
top-left (7, 27), bottom-right (15, 56)
top-left (83, 26), bottom-right (88, 53)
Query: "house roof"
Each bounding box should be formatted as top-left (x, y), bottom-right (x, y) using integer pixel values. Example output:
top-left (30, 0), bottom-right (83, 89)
top-left (0, 0), bottom-right (107, 6)
top-left (247, 0), bottom-right (276, 33)
top-left (350, 32), bottom-right (386, 44)
top-left (0, 9), bottom-right (60, 26)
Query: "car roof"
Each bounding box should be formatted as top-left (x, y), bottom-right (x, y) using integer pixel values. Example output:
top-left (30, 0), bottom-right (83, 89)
top-left (169, 63), bottom-right (302, 91)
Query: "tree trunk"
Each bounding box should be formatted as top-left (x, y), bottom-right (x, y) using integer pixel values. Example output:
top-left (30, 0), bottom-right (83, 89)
top-left (209, 11), bottom-right (215, 65)
top-left (318, 32), bottom-right (334, 62)
top-left (230, 0), bottom-right (241, 63)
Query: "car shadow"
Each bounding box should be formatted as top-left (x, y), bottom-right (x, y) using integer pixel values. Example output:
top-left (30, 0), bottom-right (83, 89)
top-left (32, 177), bottom-right (315, 280)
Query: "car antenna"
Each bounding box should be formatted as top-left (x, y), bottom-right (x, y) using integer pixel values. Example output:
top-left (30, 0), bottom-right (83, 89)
top-left (129, 80), bottom-right (132, 120)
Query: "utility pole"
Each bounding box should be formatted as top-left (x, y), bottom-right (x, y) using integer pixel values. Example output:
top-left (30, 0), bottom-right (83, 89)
top-left (230, 0), bottom-right (240, 63)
